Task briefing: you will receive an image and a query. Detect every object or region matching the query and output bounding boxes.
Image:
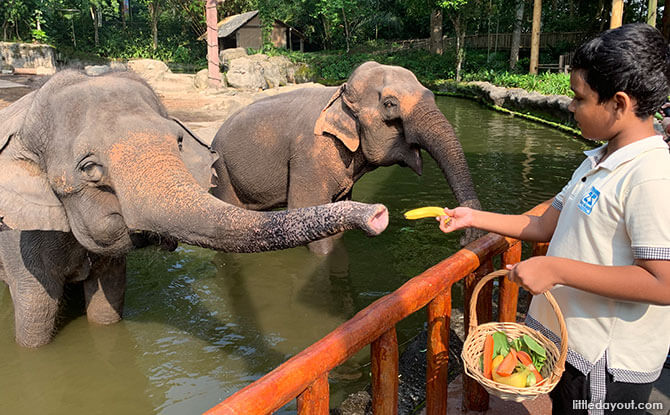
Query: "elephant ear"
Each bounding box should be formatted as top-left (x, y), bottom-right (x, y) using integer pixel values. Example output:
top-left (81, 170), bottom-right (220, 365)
top-left (314, 84), bottom-right (360, 152)
top-left (171, 117), bottom-right (219, 191)
top-left (0, 92), bottom-right (70, 231)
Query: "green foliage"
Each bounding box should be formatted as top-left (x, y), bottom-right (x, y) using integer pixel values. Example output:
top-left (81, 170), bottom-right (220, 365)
top-left (462, 70), bottom-right (572, 96)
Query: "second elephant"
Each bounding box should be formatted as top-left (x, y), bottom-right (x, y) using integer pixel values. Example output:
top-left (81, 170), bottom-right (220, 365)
top-left (212, 61), bottom-right (482, 254)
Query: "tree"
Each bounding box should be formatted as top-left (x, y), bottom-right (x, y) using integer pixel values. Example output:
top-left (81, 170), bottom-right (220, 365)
top-left (440, 0), bottom-right (479, 81)
top-left (2, 0), bottom-right (30, 40)
top-left (509, 0), bottom-right (524, 69)
top-left (138, 0), bottom-right (164, 50)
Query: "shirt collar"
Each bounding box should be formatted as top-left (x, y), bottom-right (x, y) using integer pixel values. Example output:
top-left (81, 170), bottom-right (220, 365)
top-left (582, 135), bottom-right (667, 171)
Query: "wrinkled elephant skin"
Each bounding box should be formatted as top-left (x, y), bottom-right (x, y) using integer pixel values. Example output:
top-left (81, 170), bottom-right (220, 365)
top-left (0, 70), bottom-right (388, 347)
top-left (212, 61), bottom-right (482, 254)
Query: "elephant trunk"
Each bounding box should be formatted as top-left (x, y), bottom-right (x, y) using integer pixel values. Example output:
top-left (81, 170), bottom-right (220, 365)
top-left (108, 137), bottom-right (388, 252)
top-left (408, 100), bottom-right (481, 211)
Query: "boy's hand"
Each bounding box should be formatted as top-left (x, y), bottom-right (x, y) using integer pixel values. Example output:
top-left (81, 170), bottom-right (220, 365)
top-left (437, 206), bottom-right (475, 233)
top-left (506, 257), bottom-right (558, 295)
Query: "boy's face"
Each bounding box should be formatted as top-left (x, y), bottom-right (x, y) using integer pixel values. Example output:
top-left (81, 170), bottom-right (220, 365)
top-left (568, 69), bottom-right (617, 141)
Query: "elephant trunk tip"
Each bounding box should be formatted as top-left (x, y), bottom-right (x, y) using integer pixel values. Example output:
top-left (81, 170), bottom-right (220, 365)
top-left (364, 204), bottom-right (389, 236)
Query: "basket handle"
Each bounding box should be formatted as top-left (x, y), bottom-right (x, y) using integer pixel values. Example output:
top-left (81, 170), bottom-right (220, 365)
top-left (468, 269), bottom-right (567, 377)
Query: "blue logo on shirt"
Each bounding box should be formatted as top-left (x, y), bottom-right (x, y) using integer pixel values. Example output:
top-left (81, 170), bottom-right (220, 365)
top-left (578, 186), bottom-right (600, 215)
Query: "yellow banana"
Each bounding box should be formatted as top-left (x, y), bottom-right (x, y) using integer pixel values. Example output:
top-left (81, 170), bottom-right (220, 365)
top-left (404, 206), bottom-right (447, 220)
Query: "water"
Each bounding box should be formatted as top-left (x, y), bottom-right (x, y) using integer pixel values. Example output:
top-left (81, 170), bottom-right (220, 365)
top-left (0, 96), bottom-right (592, 414)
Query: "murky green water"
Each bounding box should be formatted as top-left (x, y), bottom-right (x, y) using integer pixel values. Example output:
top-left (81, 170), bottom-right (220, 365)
top-left (0, 96), bottom-right (592, 414)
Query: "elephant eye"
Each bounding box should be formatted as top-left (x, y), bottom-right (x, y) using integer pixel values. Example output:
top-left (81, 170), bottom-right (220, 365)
top-left (81, 162), bottom-right (104, 182)
top-left (383, 100), bottom-right (397, 108)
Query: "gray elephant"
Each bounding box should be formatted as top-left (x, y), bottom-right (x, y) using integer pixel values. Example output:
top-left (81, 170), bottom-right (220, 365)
top-left (0, 70), bottom-right (388, 348)
top-left (212, 61), bottom-right (481, 254)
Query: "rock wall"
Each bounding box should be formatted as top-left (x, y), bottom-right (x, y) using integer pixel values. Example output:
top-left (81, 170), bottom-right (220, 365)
top-left (435, 80), bottom-right (576, 128)
top-left (0, 42), bottom-right (56, 75)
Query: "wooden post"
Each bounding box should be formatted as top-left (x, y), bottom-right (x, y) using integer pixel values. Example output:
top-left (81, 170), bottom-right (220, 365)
top-left (297, 374), bottom-right (329, 415)
top-left (499, 244), bottom-right (522, 323)
top-left (372, 329), bottom-right (399, 415)
top-left (205, 0), bottom-right (221, 88)
top-left (611, 0), bottom-right (624, 29)
top-left (529, 0), bottom-right (542, 74)
top-left (426, 288), bottom-right (451, 415)
top-left (649, 0), bottom-right (658, 26)
top-left (463, 261), bottom-right (494, 411)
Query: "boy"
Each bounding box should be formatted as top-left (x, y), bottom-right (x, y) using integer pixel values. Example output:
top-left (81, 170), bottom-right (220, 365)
top-left (439, 23), bottom-right (670, 414)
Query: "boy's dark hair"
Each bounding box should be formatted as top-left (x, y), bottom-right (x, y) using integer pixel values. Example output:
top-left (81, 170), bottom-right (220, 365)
top-left (572, 23), bottom-right (670, 118)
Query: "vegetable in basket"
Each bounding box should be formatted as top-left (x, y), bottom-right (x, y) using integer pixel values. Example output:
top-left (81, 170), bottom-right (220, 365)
top-left (481, 331), bottom-right (547, 388)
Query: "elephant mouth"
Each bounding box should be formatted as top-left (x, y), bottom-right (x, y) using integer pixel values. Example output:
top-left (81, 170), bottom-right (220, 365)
top-left (70, 212), bottom-right (135, 256)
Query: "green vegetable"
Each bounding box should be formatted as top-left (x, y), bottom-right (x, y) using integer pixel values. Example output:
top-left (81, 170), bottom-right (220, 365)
top-left (522, 334), bottom-right (547, 372)
top-left (526, 371), bottom-right (537, 387)
top-left (492, 331), bottom-right (510, 357)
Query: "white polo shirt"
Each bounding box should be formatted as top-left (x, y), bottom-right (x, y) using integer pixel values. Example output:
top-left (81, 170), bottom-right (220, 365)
top-left (527, 135), bottom-right (670, 386)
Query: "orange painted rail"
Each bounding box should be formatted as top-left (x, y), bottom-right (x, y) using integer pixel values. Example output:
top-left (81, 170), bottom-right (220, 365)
top-left (205, 201), bottom-right (551, 415)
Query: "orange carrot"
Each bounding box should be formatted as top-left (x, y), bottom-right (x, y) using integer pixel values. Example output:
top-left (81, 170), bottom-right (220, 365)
top-left (495, 348), bottom-right (518, 377)
top-left (483, 334), bottom-right (494, 379)
top-left (517, 350), bottom-right (543, 382)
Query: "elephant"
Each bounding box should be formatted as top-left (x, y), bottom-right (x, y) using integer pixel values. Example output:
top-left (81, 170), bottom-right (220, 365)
top-left (211, 61), bottom-right (482, 254)
top-left (0, 69), bottom-right (389, 348)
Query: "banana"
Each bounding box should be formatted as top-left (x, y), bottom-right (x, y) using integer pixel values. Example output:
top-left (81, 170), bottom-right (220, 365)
top-left (404, 206), bottom-right (448, 220)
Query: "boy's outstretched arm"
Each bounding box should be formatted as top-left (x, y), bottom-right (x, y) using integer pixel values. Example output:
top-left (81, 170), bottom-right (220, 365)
top-left (438, 200), bottom-right (560, 242)
top-left (508, 256), bottom-right (670, 306)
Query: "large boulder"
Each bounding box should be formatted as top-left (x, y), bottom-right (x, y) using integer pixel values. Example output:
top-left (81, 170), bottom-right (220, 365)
top-left (293, 62), bottom-right (316, 83)
top-left (219, 47), bottom-right (248, 70)
top-left (268, 55), bottom-right (295, 83)
top-left (226, 57), bottom-right (267, 90)
top-left (127, 59), bottom-right (170, 81)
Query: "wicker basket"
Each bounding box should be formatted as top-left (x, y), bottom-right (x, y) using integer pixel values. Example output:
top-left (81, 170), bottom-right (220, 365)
top-left (461, 269), bottom-right (568, 402)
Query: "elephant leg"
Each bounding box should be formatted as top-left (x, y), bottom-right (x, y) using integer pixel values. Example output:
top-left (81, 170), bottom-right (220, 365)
top-left (211, 159), bottom-right (245, 207)
top-left (11, 272), bottom-right (62, 348)
top-left (288, 174), bottom-right (348, 256)
top-left (84, 256), bottom-right (126, 325)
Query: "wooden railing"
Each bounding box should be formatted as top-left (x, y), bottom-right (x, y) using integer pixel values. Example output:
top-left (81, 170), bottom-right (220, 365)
top-left (204, 201), bottom-right (551, 415)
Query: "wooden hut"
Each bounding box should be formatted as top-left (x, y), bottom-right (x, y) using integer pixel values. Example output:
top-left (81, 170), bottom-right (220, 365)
top-left (206, 10), bottom-right (306, 52)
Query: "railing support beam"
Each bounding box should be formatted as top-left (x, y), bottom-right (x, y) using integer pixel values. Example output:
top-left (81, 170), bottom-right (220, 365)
top-left (426, 287), bottom-right (452, 415)
top-left (297, 374), bottom-right (329, 415)
top-left (372, 329), bottom-right (399, 415)
top-left (499, 243), bottom-right (522, 322)
top-left (463, 261), bottom-right (493, 411)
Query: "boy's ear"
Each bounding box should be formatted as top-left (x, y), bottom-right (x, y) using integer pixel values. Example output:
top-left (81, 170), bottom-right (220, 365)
top-left (612, 91), bottom-right (633, 119)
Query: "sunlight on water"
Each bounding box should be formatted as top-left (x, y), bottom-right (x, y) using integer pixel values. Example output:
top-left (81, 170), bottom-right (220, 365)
top-left (0, 96), bottom-right (591, 414)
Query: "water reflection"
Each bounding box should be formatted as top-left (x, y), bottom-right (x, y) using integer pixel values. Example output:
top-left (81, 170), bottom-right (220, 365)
top-left (0, 96), bottom-right (592, 414)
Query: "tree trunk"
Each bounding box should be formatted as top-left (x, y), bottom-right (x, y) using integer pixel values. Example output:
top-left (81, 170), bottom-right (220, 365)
top-left (529, 0), bottom-right (541, 75)
top-left (664, 0), bottom-right (670, 39)
top-left (90, 5), bottom-right (99, 47)
top-left (121, 0), bottom-right (126, 29)
top-left (342, 7), bottom-right (350, 53)
top-left (611, 0), bottom-right (623, 29)
top-left (648, 0), bottom-right (658, 26)
top-left (450, 14), bottom-right (466, 81)
top-left (430, 8), bottom-right (443, 55)
top-left (2, 20), bottom-right (7, 41)
top-left (149, 2), bottom-right (160, 50)
top-left (509, 0), bottom-right (524, 69)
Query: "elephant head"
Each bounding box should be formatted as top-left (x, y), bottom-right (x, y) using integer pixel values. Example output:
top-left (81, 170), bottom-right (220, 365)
top-left (314, 61), bottom-right (482, 245)
top-left (0, 70), bottom-right (388, 257)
